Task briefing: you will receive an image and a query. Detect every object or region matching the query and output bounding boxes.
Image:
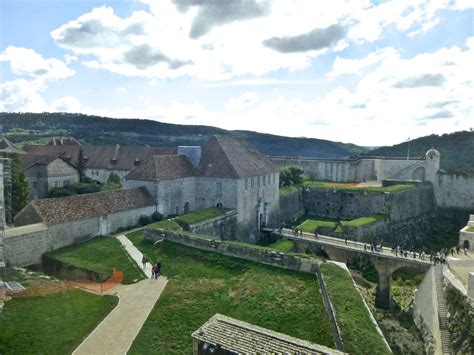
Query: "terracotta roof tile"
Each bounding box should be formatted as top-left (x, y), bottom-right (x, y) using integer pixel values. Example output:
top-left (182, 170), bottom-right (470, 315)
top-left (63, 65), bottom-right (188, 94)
top-left (126, 155), bottom-right (195, 181)
top-left (28, 187), bottom-right (155, 225)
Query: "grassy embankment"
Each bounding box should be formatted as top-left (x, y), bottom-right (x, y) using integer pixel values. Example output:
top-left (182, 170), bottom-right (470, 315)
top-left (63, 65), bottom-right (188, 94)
top-left (297, 214), bottom-right (386, 233)
top-left (127, 229), bottom-right (334, 354)
top-left (47, 236), bottom-right (145, 284)
top-left (280, 180), bottom-right (415, 196)
top-left (466, 226), bottom-right (474, 232)
top-left (0, 289), bottom-right (117, 354)
top-left (320, 263), bottom-right (391, 355)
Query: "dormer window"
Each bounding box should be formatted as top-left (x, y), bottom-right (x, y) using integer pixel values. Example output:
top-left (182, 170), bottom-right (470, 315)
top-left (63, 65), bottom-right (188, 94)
top-left (134, 158), bottom-right (140, 166)
top-left (111, 158), bottom-right (117, 165)
top-left (84, 156), bottom-right (88, 161)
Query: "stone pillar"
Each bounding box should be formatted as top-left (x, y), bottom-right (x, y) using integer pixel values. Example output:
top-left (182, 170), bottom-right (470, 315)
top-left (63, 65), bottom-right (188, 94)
top-left (468, 272), bottom-right (474, 300)
top-left (375, 269), bottom-right (392, 309)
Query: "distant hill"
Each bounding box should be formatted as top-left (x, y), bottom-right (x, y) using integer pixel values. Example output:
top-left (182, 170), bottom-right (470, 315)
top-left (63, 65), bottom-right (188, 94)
top-left (365, 130), bottom-right (474, 173)
top-left (0, 112), bottom-right (368, 158)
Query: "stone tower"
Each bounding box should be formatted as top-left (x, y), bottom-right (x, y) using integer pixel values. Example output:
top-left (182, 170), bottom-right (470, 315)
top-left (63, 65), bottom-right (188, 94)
top-left (425, 147), bottom-right (440, 183)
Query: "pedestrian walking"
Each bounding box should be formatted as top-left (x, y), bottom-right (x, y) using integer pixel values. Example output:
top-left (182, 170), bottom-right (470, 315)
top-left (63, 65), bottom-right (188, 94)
top-left (142, 255), bottom-right (148, 269)
top-left (345, 237), bottom-right (348, 245)
top-left (155, 261), bottom-right (161, 279)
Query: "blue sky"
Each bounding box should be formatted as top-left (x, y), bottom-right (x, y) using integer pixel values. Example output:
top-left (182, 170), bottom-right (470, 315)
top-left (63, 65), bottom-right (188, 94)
top-left (1, 0), bottom-right (472, 146)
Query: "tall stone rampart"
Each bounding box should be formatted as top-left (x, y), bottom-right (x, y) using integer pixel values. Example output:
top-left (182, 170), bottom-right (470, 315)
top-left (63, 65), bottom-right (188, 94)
top-left (278, 190), bottom-right (305, 223)
top-left (434, 172), bottom-right (474, 210)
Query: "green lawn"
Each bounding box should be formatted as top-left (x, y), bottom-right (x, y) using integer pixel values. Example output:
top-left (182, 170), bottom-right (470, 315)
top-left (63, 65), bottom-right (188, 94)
top-left (47, 236), bottom-right (145, 284)
top-left (303, 181), bottom-right (415, 193)
top-left (127, 230), bottom-right (334, 354)
top-left (320, 263), bottom-right (390, 355)
top-left (175, 207), bottom-right (226, 228)
top-left (267, 239), bottom-right (295, 252)
top-left (279, 184), bottom-right (302, 196)
top-left (148, 219), bottom-right (182, 231)
top-left (299, 218), bottom-right (337, 232)
top-left (466, 226), bottom-right (474, 232)
top-left (0, 290), bottom-right (118, 354)
top-left (342, 214), bottom-right (387, 227)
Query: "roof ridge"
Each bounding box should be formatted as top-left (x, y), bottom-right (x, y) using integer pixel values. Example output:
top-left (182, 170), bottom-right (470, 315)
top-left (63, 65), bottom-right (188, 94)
top-left (213, 136), bottom-right (240, 179)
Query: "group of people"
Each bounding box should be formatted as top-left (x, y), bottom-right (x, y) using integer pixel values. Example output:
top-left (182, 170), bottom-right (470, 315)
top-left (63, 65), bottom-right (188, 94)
top-left (142, 256), bottom-right (161, 279)
top-left (389, 244), bottom-right (468, 264)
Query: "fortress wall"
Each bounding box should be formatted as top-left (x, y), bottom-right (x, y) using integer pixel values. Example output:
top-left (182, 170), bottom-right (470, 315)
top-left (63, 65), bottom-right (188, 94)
top-left (303, 189), bottom-right (386, 220)
top-left (303, 185), bottom-right (435, 222)
top-left (278, 189), bottom-right (305, 223)
top-left (434, 172), bottom-right (474, 210)
top-left (4, 223), bottom-right (50, 266)
top-left (187, 211), bottom-right (238, 240)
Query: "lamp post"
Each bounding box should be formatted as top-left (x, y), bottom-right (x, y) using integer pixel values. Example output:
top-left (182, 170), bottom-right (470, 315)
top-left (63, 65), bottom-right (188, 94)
top-left (406, 137), bottom-right (411, 160)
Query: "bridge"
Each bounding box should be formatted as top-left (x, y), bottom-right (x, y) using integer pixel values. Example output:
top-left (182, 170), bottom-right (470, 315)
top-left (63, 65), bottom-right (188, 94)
top-left (278, 229), bottom-right (431, 308)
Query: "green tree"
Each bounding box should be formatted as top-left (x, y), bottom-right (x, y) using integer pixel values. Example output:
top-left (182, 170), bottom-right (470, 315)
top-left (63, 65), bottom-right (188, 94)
top-left (279, 166), bottom-right (304, 187)
top-left (77, 147), bottom-right (87, 182)
top-left (4, 154), bottom-right (29, 223)
top-left (107, 172), bottom-right (121, 186)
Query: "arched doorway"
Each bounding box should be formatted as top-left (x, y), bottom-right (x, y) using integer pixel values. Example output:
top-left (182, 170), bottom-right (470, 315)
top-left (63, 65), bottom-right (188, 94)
top-left (184, 202), bottom-right (190, 214)
top-left (464, 240), bottom-right (470, 249)
top-left (216, 202), bottom-right (223, 209)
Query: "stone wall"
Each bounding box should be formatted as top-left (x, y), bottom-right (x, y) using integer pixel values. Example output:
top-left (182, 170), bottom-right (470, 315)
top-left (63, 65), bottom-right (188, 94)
top-left (5, 206), bottom-right (155, 267)
top-left (303, 184), bottom-right (435, 222)
top-left (434, 172), bottom-right (474, 210)
top-left (413, 266), bottom-right (440, 355)
top-left (187, 211), bottom-right (238, 240)
top-left (3, 224), bottom-right (50, 266)
top-left (144, 227), bottom-right (321, 274)
top-left (278, 189), bottom-right (305, 223)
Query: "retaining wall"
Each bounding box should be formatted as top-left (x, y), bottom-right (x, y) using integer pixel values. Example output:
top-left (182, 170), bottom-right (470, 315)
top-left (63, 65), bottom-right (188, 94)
top-left (144, 227), bottom-right (321, 273)
top-left (186, 211), bottom-right (238, 240)
top-left (3, 224), bottom-right (50, 266)
top-left (278, 189), bottom-right (305, 223)
top-left (435, 172), bottom-right (474, 210)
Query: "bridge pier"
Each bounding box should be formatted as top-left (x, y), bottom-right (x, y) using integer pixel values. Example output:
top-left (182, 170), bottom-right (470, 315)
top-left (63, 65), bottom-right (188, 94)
top-left (373, 263), bottom-right (393, 309)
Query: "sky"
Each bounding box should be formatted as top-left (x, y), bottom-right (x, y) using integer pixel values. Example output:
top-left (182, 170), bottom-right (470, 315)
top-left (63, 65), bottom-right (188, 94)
top-left (0, 0), bottom-right (473, 146)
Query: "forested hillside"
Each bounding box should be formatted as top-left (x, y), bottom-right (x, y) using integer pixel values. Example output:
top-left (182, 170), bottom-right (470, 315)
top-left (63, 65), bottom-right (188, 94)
top-left (365, 131), bottom-right (474, 172)
top-left (0, 112), bottom-right (367, 158)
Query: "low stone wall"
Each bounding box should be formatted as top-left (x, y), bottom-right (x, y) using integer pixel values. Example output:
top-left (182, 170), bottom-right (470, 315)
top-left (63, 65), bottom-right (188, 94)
top-left (413, 266), bottom-right (440, 355)
top-left (3, 224), bottom-right (50, 266)
top-left (187, 211), bottom-right (238, 240)
top-left (278, 189), bottom-right (305, 223)
top-left (319, 220), bottom-right (387, 243)
top-left (144, 227), bottom-right (321, 274)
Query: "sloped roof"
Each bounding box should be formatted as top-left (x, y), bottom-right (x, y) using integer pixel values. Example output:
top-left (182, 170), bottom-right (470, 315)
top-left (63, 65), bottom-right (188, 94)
top-left (47, 137), bottom-right (81, 146)
top-left (23, 187), bottom-right (155, 225)
top-left (22, 144), bottom-right (176, 171)
top-left (0, 138), bottom-right (26, 154)
top-left (197, 136), bottom-right (279, 179)
top-left (126, 155), bottom-right (195, 181)
top-left (20, 154), bottom-right (77, 171)
top-left (192, 314), bottom-right (345, 354)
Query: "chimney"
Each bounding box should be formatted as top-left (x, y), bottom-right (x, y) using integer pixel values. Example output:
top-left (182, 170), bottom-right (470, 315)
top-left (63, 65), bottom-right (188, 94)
top-left (178, 146), bottom-right (202, 166)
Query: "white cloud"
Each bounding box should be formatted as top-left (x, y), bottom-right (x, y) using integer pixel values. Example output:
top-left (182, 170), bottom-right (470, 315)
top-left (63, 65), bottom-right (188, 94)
top-left (51, 96), bottom-right (81, 112)
top-left (0, 46), bottom-right (75, 80)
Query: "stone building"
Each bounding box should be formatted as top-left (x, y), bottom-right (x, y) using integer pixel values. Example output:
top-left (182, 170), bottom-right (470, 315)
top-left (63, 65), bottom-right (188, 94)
top-left (270, 148), bottom-right (441, 184)
top-left (124, 136), bottom-right (280, 239)
top-left (23, 140), bottom-right (176, 184)
top-left (7, 187), bottom-right (156, 266)
top-left (21, 155), bottom-right (79, 200)
top-left (192, 314), bottom-right (345, 354)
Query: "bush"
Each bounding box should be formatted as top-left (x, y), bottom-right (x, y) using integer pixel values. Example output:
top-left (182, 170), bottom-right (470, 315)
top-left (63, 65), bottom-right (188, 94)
top-left (151, 212), bottom-right (163, 222)
top-left (138, 215), bottom-right (152, 226)
top-left (73, 183), bottom-right (101, 195)
top-left (49, 187), bottom-right (74, 198)
top-left (101, 183), bottom-right (120, 191)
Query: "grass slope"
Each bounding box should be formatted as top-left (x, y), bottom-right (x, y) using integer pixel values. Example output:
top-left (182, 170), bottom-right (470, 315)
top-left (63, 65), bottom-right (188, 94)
top-left (48, 236), bottom-right (144, 284)
top-left (320, 263), bottom-right (390, 355)
top-left (148, 219), bottom-right (182, 231)
top-left (175, 207), bottom-right (226, 228)
top-left (0, 290), bottom-right (117, 354)
top-left (127, 230), bottom-right (334, 353)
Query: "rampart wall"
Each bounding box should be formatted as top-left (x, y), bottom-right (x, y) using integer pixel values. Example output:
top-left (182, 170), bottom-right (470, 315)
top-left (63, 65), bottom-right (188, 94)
top-left (186, 211), bottom-right (238, 240)
top-left (303, 185), bottom-right (435, 222)
top-left (434, 172), bottom-right (474, 210)
top-left (278, 190), bottom-right (305, 222)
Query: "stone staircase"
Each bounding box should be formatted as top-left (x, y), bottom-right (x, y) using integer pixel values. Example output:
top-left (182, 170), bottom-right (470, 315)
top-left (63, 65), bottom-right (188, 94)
top-left (435, 265), bottom-right (453, 355)
top-left (388, 159), bottom-right (426, 180)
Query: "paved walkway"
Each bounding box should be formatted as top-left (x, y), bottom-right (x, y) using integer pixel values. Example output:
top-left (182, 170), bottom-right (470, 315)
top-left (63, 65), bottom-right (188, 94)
top-left (117, 234), bottom-right (153, 278)
top-left (73, 235), bottom-right (167, 355)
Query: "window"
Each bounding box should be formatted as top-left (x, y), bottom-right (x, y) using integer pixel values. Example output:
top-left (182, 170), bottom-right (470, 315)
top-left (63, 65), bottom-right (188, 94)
top-left (32, 181), bottom-right (38, 189)
top-left (257, 176), bottom-right (260, 187)
top-left (251, 177), bottom-right (255, 189)
top-left (263, 175), bottom-right (266, 186)
top-left (245, 178), bottom-right (249, 190)
top-left (63, 180), bottom-right (69, 187)
top-left (268, 175), bottom-right (271, 185)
